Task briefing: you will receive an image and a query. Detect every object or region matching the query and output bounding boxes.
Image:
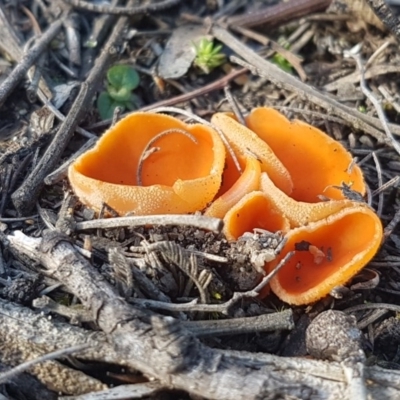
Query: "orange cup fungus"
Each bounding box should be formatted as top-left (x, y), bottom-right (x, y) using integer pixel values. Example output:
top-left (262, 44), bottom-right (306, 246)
top-left (205, 156), bottom-right (261, 219)
top-left (68, 112), bottom-right (225, 215)
top-left (211, 112), bottom-right (293, 195)
top-left (259, 172), bottom-right (354, 228)
top-left (265, 205), bottom-right (383, 305)
top-left (244, 107), bottom-right (366, 202)
top-left (222, 190), bottom-right (290, 241)
top-left (68, 107), bottom-right (383, 305)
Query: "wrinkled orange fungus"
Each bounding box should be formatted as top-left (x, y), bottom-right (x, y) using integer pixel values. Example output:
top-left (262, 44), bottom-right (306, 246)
top-left (260, 173), bottom-right (354, 228)
top-left (211, 112), bottom-right (293, 195)
top-left (213, 147), bottom-right (246, 199)
top-left (68, 112), bottom-right (225, 215)
top-left (245, 107), bottom-right (366, 202)
top-left (205, 157), bottom-right (261, 219)
top-left (68, 107), bottom-right (383, 305)
top-left (223, 191), bottom-right (290, 241)
top-left (265, 205), bottom-right (383, 305)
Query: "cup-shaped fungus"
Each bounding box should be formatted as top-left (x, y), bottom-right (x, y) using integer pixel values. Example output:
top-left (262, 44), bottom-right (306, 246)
top-left (260, 173), bottom-right (355, 228)
top-left (211, 112), bottom-right (293, 195)
top-left (265, 205), bottom-right (383, 305)
top-left (211, 145), bottom-right (246, 201)
top-left (223, 191), bottom-right (290, 241)
top-left (68, 112), bottom-right (226, 215)
top-left (245, 107), bottom-right (366, 202)
top-left (205, 156), bottom-right (261, 219)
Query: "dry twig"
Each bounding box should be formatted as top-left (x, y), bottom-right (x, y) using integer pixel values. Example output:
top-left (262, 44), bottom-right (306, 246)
top-left (75, 214), bottom-right (223, 233)
top-left (347, 50), bottom-right (400, 156)
top-left (62, 0), bottom-right (181, 15)
top-left (0, 17), bottom-right (64, 107)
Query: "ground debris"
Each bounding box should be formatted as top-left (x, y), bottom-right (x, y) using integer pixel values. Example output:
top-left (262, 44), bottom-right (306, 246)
top-left (1, 0), bottom-right (400, 398)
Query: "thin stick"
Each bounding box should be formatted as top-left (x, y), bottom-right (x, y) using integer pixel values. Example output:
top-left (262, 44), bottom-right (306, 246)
top-left (148, 106), bottom-right (242, 174)
top-left (365, 40), bottom-right (392, 69)
top-left (111, 105), bottom-right (123, 126)
top-left (371, 152), bottom-right (384, 217)
top-left (0, 18), bottom-right (64, 108)
top-left (252, 251), bottom-right (295, 293)
top-left (274, 106), bottom-right (347, 124)
top-left (75, 214), bottom-right (223, 233)
top-left (226, 0), bottom-right (331, 29)
top-left (344, 302), bottom-right (400, 314)
top-left (181, 309), bottom-right (294, 337)
top-left (136, 128), bottom-right (198, 186)
top-left (26, 68), bottom-right (95, 139)
top-left (349, 52), bottom-right (400, 156)
top-left (384, 205), bottom-right (400, 239)
top-left (44, 137), bottom-right (98, 185)
top-left (371, 175), bottom-right (400, 197)
top-left (0, 215), bottom-right (38, 222)
top-left (224, 86), bottom-right (246, 125)
top-left (0, 165), bottom-right (12, 217)
top-left (62, 0), bottom-right (181, 15)
top-left (365, 183), bottom-right (373, 207)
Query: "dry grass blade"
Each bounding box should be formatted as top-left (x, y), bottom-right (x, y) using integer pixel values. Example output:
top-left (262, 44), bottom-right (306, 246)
top-left (144, 241), bottom-right (211, 304)
top-left (348, 50), bottom-right (400, 156)
top-left (109, 248), bottom-right (134, 299)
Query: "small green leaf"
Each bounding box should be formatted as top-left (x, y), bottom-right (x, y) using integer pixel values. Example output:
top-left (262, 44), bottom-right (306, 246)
top-left (205, 41), bottom-right (214, 54)
top-left (97, 91), bottom-right (126, 120)
top-left (358, 105), bottom-right (367, 113)
top-left (107, 65), bottom-right (139, 91)
top-left (107, 85), bottom-right (131, 102)
top-left (84, 39), bottom-right (98, 48)
top-left (125, 93), bottom-right (141, 111)
top-left (271, 53), bottom-right (293, 74)
top-left (211, 44), bottom-right (223, 55)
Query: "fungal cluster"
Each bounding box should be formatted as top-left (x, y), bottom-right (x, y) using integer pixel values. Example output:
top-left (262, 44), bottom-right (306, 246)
top-left (68, 108), bottom-right (383, 305)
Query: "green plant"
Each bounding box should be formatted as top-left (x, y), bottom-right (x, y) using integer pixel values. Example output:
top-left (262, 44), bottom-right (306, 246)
top-left (271, 52), bottom-right (293, 73)
top-left (97, 64), bottom-right (140, 120)
top-left (193, 38), bottom-right (226, 74)
top-left (271, 38), bottom-right (293, 74)
top-left (358, 105), bottom-right (367, 113)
